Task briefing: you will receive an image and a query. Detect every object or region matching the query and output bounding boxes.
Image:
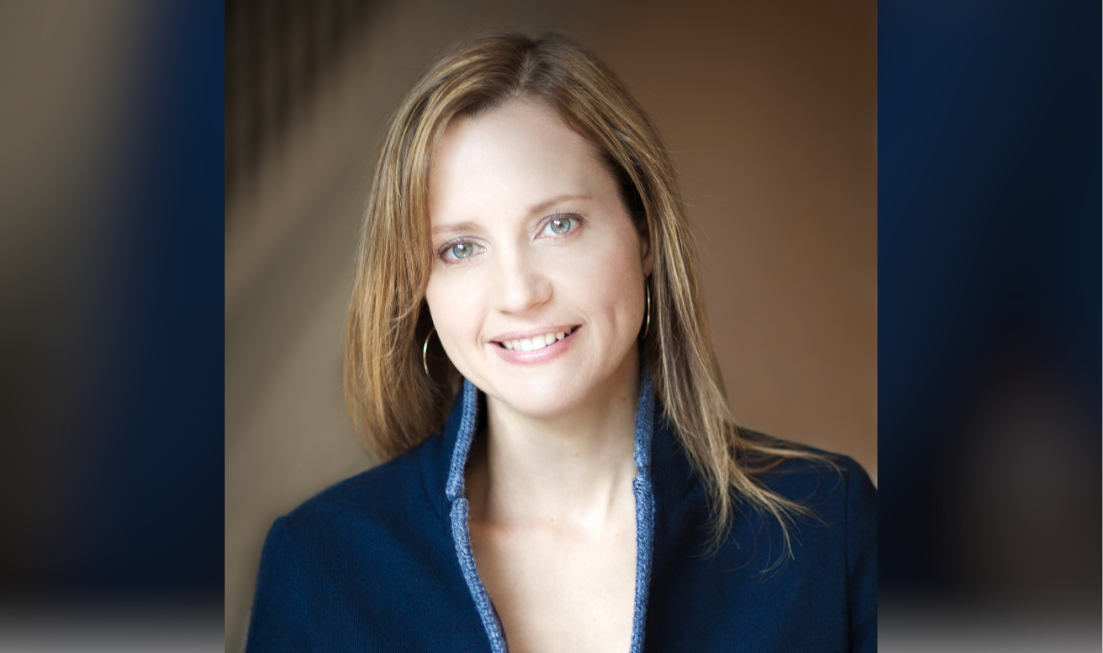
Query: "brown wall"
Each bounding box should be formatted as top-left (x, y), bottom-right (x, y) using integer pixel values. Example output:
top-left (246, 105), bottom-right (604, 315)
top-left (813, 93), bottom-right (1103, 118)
top-left (225, 1), bottom-right (875, 650)
top-left (591, 1), bottom-right (877, 471)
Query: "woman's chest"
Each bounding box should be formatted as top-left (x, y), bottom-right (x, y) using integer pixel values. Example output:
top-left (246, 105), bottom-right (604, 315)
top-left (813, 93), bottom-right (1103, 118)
top-left (469, 519), bottom-right (638, 653)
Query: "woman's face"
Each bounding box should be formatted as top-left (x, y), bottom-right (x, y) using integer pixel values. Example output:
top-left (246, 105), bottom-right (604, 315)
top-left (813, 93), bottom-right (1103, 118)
top-left (425, 98), bottom-right (651, 422)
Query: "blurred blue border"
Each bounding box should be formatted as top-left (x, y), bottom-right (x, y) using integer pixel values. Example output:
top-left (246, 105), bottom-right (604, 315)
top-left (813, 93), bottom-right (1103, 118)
top-left (72, 1), bottom-right (225, 595)
top-left (879, 0), bottom-right (1100, 592)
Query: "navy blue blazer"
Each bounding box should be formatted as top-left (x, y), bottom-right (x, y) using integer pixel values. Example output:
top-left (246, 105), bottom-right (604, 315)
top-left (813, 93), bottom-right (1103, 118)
top-left (247, 374), bottom-right (877, 652)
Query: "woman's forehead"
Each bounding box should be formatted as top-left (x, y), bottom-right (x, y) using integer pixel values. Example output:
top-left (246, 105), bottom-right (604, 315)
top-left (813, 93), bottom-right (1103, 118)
top-left (434, 99), bottom-right (601, 173)
top-left (428, 99), bottom-right (615, 225)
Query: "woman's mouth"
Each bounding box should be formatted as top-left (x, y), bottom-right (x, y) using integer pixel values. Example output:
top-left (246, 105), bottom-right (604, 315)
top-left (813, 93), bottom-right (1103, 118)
top-left (497, 326), bottom-right (577, 351)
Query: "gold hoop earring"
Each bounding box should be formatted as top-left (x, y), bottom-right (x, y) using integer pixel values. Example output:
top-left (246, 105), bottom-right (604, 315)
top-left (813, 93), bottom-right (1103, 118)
top-left (642, 280), bottom-right (652, 339)
top-left (422, 327), bottom-right (460, 388)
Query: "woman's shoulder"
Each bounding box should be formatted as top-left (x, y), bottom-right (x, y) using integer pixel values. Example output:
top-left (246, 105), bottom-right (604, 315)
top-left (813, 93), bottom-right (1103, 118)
top-left (733, 431), bottom-right (878, 652)
top-left (738, 428), bottom-right (877, 526)
top-left (248, 432), bottom-right (487, 650)
top-left (275, 431), bottom-right (450, 546)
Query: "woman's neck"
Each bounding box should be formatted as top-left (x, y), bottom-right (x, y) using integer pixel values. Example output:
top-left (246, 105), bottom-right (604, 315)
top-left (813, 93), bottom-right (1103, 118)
top-left (465, 356), bottom-right (641, 531)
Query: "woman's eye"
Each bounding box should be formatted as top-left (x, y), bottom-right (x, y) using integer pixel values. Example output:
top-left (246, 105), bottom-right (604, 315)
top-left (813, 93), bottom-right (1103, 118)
top-left (448, 242), bottom-right (476, 259)
top-left (546, 216), bottom-right (574, 235)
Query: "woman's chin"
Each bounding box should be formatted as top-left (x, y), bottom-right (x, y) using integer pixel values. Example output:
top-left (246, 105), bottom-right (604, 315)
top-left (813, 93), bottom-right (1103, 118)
top-left (485, 387), bottom-right (578, 420)
top-left (479, 368), bottom-right (635, 425)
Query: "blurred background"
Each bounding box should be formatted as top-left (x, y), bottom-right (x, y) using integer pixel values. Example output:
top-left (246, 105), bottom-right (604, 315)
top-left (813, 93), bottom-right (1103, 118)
top-left (0, 0), bottom-right (223, 650)
top-left (878, 2), bottom-right (1100, 651)
top-left (225, 1), bottom-right (875, 650)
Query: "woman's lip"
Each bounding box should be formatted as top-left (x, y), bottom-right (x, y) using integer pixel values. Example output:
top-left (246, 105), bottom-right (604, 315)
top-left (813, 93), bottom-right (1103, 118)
top-left (490, 325), bottom-right (581, 344)
top-left (491, 326), bottom-right (579, 363)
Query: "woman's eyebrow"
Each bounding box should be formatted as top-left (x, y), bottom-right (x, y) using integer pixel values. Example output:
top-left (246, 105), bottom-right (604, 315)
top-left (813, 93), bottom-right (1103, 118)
top-left (431, 220), bottom-right (481, 237)
top-left (526, 193), bottom-right (590, 216)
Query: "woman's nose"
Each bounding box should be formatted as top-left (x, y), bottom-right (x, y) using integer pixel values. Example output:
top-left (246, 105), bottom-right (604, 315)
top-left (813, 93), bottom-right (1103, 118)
top-left (492, 250), bottom-right (552, 315)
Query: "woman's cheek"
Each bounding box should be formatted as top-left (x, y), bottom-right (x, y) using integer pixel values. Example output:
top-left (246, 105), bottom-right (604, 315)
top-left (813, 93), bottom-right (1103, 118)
top-left (590, 240), bottom-right (644, 308)
top-left (426, 277), bottom-right (457, 344)
top-left (430, 273), bottom-right (483, 367)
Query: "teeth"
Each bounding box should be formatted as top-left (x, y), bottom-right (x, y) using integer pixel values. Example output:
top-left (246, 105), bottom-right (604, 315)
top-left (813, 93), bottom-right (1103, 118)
top-left (501, 327), bottom-right (574, 352)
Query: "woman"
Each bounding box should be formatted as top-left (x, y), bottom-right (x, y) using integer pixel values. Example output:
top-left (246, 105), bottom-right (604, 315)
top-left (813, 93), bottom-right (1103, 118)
top-left (247, 32), bottom-right (876, 652)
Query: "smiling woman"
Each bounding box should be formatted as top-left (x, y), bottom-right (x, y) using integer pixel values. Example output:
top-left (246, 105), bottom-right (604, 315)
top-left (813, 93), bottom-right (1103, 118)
top-left (426, 99), bottom-right (649, 650)
top-left (246, 32), bottom-right (876, 653)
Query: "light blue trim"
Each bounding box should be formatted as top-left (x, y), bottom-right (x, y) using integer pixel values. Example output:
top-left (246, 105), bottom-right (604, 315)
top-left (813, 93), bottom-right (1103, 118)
top-left (629, 371), bottom-right (656, 653)
top-left (451, 498), bottom-right (509, 653)
top-left (445, 380), bottom-right (479, 502)
top-left (446, 379), bottom-right (507, 650)
top-left (632, 371), bottom-right (655, 476)
top-left (445, 373), bottom-right (656, 653)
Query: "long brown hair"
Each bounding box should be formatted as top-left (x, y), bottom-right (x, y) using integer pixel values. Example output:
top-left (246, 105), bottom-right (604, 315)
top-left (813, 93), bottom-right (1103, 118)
top-left (345, 32), bottom-right (829, 555)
